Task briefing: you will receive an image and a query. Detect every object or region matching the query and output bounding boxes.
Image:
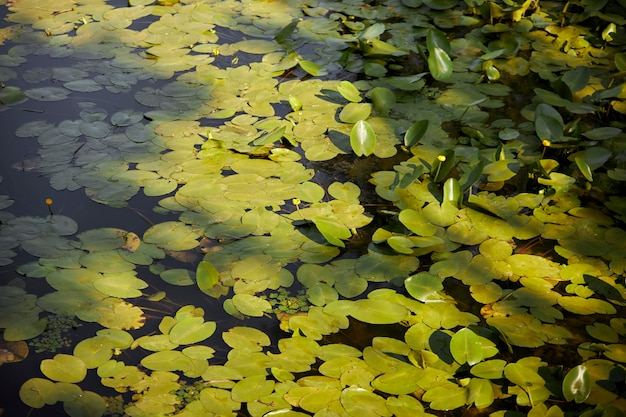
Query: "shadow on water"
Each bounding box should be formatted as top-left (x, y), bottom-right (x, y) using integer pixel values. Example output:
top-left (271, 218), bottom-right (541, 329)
top-left (0, 1), bottom-right (365, 414)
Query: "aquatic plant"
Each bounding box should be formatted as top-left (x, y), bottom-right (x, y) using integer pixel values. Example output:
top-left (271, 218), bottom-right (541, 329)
top-left (0, 0), bottom-right (626, 416)
top-left (28, 314), bottom-right (82, 354)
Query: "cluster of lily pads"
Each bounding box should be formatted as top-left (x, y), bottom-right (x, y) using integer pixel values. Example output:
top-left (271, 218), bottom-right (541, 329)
top-left (1, 0), bottom-right (626, 416)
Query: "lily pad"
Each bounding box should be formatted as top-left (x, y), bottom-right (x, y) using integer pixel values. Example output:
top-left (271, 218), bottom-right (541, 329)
top-left (41, 354), bottom-right (87, 383)
top-left (169, 317), bottom-right (217, 345)
top-left (143, 221), bottom-right (202, 251)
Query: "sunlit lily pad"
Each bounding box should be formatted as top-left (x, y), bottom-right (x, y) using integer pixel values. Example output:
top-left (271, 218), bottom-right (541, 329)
top-left (41, 354), bottom-right (87, 383)
top-left (231, 294), bottom-right (272, 317)
top-left (169, 317), bottom-right (217, 345)
top-left (19, 378), bottom-right (58, 408)
top-left (143, 221), bottom-right (202, 251)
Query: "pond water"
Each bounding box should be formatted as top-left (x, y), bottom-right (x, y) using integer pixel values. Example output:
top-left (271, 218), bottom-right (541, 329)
top-left (1, 1), bottom-right (626, 416)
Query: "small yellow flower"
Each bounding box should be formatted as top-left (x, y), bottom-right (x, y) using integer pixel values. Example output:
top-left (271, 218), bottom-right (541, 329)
top-left (542, 140), bottom-right (551, 147)
top-left (45, 198), bottom-right (53, 206)
top-left (437, 155), bottom-right (446, 162)
top-left (292, 198), bottom-right (301, 206)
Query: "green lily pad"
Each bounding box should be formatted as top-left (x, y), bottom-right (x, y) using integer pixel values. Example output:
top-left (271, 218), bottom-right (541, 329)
top-left (196, 261), bottom-right (219, 295)
top-left (562, 365), bottom-right (590, 403)
top-left (222, 326), bottom-right (271, 351)
top-left (405, 273), bottom-right (443, 302)
top-left (41, 354), bottom-right (87, 383)
top-left (312, 216), bottom-right (351, 247)
top-left (557, 296), bottom-right (617, 315)
top-left (340, 103), bottom-right (372, 124)
top-left (231, 294), bottom-right (272, 317)
top-left (169, 317), bottom-right (217, 345)
top-left (73, 337), bottom-right (113, 369)
top-left (0, 85), bottom-right (28, 106)
top-left (422, 384), bottom-right (466, 410)
top-left (19, 378), bottom-right (58, 408)
top-left (231, 375), bottom-right (275, 402)
top-left (370, 87), bottom-right (396, 116)
top-left (93, 273), bottom-right (147, 298)
top-left (450, 328), bottom-right (497, 366)
top-left (325, 299), bottom-right (409, 324)
top-left (470, 359), bottom-right (507, 379)
top-left (337, 81), bottom-right (362, 103)
top-left (399, 209), bottom-right (438, 236)
top-left (350, 120), bottom-right (376, 157)
top-left (25, 87), bottom-right (70, 101)
top-left (340, 386), bottom-right (391, 417)
top-left (199, 387), bottom-right (241, 415)
top-left (63, 390), bottom-right (106, 417)
top-left (143, 221), bottom-right (201, 251)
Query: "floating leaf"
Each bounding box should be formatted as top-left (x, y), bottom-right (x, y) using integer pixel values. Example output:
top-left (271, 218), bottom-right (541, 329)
top-left (41, 354), bottom-right (87, 383)
top-left (25, 87), bottom-right (70, 101)
top-left (404, 119), bottom-right (428, 148)
top-left (504, 362), bottom-right (545, 387)
top-left (340, 386), bottom-right (390, 416)
top-left (470, 359), bottom-right (507, 379)
top-left (350, 120), bottom-right (376, 157)
top-left (63, 390), bottom-right (106, 417)
top-left (534, 103), bottom-right (564, 143)
top-left (73, 337), bottom-right (113, 369)
top-left (340, 103), bottom-right (371, 123)
top-left (231, 294), bottom-right (272, 317)
top-left (449, 328), bottom-right (491, 366)
top-left (467, 377), bottom-right (495, 409)
top-left (427, 47), bottom-right (453, 81)
top-left (275, 19), bottom-right (299, 43)
top-left (222, 327), bottom-right (270, 351)
top-left (93, 274), bottom-right (147, 298)
top-left (143, 221), bottom-right (201, 251)
top-left (196, 261), bottom-right (219, 295)
top-left (231, 375), bottom-right (274, 403)
top-left (140, 350), bottom-right (191, 372)
top-left (19, 378), bottom-right (57, 408)
top-left (63, 79), bottom-right (102, 93)
top-left (370, 87), bottom-right (396, 115)
top-left (0, 85), bottom-right (28, 107)
top-left (337, 81), bottom-right (362, 103)
top-left (586, 323), bottom-right (619, 343)
top-left (111, 110), bottom-right (144, 127)
top-left (326, 299), bottom-right (409, 324)
top-left (169, 317), bottom-right (217, 345)
top-left (422, 385), bottom-right (466, 410)
top-left (199, 387), bottom-right (241, 415)
top-left (562, 365), bottom-right (590, 403)
top-left (312, 216), bottom-right (351, 247)
top-left (299, 60), bottom-right (324, 76)
top-left (405, 273), bottom-right (443, 302)
top-left (3, 315), bottom-right (47, 341)
top-left (557, 296), bottom-right (617, 315)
